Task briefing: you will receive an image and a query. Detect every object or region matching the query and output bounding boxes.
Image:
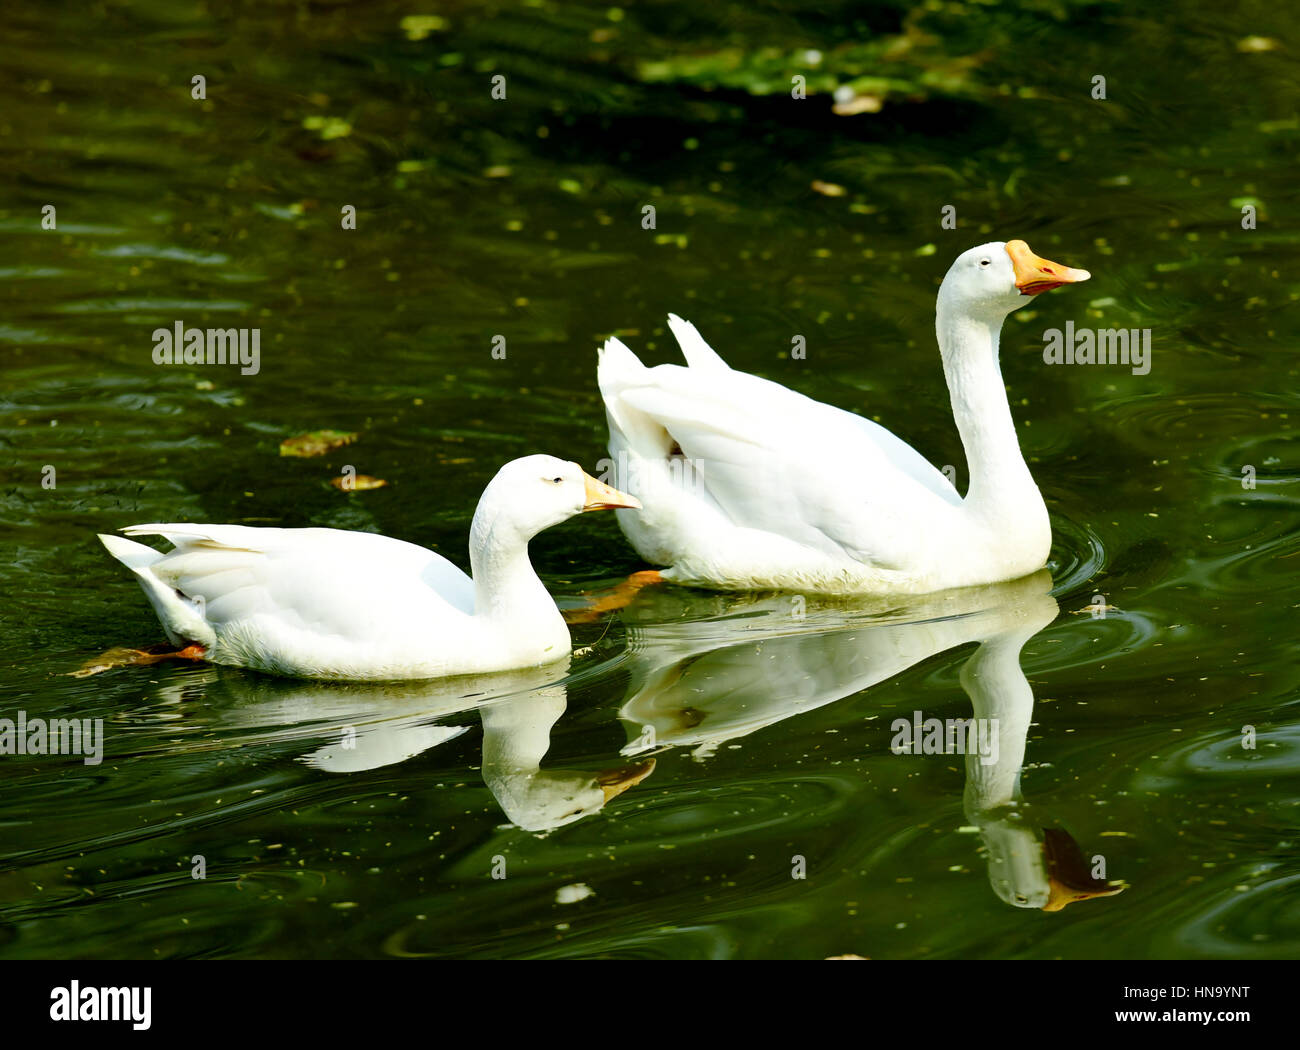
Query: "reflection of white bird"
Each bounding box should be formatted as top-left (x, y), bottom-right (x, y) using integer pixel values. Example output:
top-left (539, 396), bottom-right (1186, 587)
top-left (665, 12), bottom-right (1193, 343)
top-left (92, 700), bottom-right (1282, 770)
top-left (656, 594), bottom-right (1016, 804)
top-left (956, 602), bottom-right (1123, 911)
top-left (598, 241), bottom-right (1089, 594)
top-left (143, 661), bottom-right (654, 833)
top-left (97, 455), bottom-right (639, 680)
top-left (480, 692), bottom-right (653, 833)
top-left (614, 570), bottom-right (1122, 911)
top-left (302, 723), bottom-right (468, 775)
top-left (617, 572), bottom-right (1054, 757)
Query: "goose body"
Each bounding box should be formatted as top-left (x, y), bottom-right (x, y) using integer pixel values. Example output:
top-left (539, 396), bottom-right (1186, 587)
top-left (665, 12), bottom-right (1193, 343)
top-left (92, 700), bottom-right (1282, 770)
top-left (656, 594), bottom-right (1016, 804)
top-left (597, 240), bottom-right (1089, 594)
top-left (99, 455), bottom-right (640, 680)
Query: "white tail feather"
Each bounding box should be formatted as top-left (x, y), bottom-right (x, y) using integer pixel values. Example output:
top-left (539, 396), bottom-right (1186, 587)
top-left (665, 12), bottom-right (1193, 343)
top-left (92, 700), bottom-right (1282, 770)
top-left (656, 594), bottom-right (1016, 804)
top-left (99, 532), bottom-right (216, 647)
top-left (667, 314), bottom-right (730, 371)
top-left (597, 336), bottom-right (674, 458)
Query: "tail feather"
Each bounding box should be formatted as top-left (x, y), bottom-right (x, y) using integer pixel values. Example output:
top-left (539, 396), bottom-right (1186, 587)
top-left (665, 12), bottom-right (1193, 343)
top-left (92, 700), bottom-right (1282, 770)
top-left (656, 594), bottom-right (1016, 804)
top-left (99, 532), bottom-right (163, 572)
top-left (99, 532), bottom-right (216, 648)
top-left (597, 336), bottom-right (674, 458)
top-left (597, 335), bottom-right (643, 376)
top-left (667, 314), bottom-right (730, 371)
top-left (122, 522), bottom-right (265, 553)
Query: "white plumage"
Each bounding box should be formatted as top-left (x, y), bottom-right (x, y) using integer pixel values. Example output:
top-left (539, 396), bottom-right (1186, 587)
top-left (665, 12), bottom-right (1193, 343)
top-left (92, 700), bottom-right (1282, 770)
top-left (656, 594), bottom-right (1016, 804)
top-left (597, 240), bottom-right (1090, 594)
top-left (99, 455), bottom-right (640, 680)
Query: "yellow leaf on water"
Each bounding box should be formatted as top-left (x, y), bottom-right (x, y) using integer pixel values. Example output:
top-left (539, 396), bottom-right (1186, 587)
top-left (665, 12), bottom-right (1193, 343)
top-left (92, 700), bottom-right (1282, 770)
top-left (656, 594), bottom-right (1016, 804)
top-left (811, 180), bottom-right (847, 197)
top-left (280, 430), bottom-right (358, 457)
top-left (400, 15), bottom-right (448, 41)
top-left (301, 115), bottom-right (352, 140)
top-left (330, 474), bottom-right (388, 492)
top-left (832, 94), bottom-right (882, 115)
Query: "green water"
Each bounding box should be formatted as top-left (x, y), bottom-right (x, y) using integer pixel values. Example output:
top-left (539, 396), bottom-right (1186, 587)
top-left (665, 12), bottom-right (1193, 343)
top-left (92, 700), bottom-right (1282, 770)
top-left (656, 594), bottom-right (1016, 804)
top-left (2, 0), bottom-right (1299, 959)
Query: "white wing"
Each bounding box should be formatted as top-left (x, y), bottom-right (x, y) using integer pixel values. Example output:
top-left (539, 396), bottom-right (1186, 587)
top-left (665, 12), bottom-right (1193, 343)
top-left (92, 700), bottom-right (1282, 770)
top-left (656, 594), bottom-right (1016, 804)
top-left (607, 339), bottom-right (959, 567)
top-left (664, 314), bottom-right (957, 503)
top-left (116, 523), bottom-right (475, 645)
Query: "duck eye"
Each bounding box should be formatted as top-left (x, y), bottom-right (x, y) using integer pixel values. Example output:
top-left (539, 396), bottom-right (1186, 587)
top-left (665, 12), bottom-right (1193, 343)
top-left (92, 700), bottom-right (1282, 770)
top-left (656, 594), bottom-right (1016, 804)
top-left (549, 476), bottom-right (563, 484)
top-left (979, 258), bottom-right (992, 267)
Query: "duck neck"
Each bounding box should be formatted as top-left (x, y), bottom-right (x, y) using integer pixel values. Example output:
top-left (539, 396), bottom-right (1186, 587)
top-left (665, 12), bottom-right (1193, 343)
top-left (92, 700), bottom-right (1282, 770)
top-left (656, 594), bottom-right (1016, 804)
top-left (480, 691), bottom-right (566, 777)
top-left (935, 306), bottom-right (1038, 515)
top-left (468, 502), bottom-right (566, 636)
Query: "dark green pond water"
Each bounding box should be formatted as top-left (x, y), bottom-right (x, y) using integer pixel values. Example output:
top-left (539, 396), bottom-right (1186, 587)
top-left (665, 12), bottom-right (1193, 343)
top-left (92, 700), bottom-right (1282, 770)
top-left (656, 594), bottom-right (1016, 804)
top-left (2, 0), bottom-right (1299, 959)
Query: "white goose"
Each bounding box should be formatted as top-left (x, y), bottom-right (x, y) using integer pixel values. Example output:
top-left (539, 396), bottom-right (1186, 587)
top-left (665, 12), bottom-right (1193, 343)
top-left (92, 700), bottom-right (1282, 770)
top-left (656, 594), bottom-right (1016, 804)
top-left (597, 240), bottom-right (1089, 594)
top-left (98, 455), bottom-right (640, 680)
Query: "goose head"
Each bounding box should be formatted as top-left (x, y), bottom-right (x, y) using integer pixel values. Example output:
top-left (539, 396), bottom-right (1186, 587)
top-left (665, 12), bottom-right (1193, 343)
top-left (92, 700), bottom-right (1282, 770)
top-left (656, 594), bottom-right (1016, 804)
top-left (489, 759), bottom-right (657, 832)
top-left (476, 454), bottom-right (642, 541)
top-left (938, 240), bottom-right (1091, 322)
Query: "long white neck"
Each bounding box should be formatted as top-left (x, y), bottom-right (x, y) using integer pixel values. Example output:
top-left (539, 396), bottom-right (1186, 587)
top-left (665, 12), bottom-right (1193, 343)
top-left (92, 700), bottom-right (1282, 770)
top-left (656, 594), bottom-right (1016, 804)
top-left (935, 303), bottom-right (1042, 518)
top-left (468, 498), bottom-right (567, 638)
top-left (480, 690), bottom-right (567, 777)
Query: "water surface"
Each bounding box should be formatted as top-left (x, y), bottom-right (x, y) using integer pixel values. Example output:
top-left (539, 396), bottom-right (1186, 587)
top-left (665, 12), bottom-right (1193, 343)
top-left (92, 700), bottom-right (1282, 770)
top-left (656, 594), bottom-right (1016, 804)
top-left (1, 0), bottom-right (1299, 959)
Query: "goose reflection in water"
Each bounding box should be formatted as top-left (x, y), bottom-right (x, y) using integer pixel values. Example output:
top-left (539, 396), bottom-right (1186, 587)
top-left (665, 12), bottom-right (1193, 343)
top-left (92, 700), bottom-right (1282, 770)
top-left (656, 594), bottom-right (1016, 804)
top-left (148, 660), bottom-right (653, 833)
top-left (136, 569), bottom-right (1124, 908)
top-left (610, 568), bottom-right (1123, 911)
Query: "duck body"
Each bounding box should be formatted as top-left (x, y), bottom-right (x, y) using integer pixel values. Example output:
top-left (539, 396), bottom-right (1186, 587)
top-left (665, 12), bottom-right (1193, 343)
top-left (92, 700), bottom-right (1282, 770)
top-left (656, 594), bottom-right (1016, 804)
top-left (99, 455), bottom-right (640, 681)
top-left (597, 240), bottom-right (1088, 594)
top-left (102, 524), bottom-right (566, 680)
top-left (600, 335), bottom-right (1048, 594)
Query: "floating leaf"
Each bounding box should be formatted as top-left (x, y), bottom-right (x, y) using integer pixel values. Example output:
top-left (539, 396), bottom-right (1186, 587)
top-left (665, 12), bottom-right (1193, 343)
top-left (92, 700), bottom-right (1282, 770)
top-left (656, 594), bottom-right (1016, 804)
top-left (280, 429), bottom-right (358, 457)
top-left (637, 37), bottom-right (986, 108)
top-left (400, 14), bottom-right (448, 41)
top-left (832, 93), bottom-right (883, 115)
top-left (555, 883), bottom-right (595, 904)
top-left (301, 115), bottom-right (353, 140)
top-left (811, 180), bottom-right (847, 197)
top-left (330, 474), bottom-right (388, 492)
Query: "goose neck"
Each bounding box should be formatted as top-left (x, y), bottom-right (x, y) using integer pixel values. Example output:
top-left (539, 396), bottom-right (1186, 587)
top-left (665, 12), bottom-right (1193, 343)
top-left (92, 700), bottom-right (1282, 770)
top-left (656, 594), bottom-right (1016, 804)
top-left (468, 500), bottom-right (563, 630)
top-left (935, 306), bottom-right (1036, 510)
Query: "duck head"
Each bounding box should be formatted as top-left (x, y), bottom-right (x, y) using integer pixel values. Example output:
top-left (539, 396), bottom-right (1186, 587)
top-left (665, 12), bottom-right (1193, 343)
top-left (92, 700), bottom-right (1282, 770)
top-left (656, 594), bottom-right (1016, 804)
top-left (478, 454), bottom-right (642, 539)
top-left (939, 240), bottom-right (1091, 321)
top-left (491, 758), bottom-right (657, 832)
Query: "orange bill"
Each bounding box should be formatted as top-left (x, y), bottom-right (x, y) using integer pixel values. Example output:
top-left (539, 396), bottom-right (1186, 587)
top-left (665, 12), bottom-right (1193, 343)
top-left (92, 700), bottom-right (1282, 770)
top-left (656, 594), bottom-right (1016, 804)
top-left (582, 470), bottom-right (642, 511)
top-left (1040, 827), bottom-right (1125, 911)
top-left (1005, 239), bottom-right (1091, 295)
top-left (1043, 874), bottom-right (1126, 911)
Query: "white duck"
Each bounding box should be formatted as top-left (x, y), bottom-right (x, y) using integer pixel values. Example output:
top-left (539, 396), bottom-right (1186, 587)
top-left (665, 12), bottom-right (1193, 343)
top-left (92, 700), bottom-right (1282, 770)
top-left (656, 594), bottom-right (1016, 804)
top-left (98, 455), bottom-right (640, 680)
top-left (597, 239), bottom-right (1089, 594)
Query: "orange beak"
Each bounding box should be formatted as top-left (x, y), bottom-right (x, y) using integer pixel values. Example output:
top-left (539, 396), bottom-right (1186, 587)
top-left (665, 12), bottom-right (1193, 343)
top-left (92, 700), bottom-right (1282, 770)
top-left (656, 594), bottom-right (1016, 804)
top-left (1039, 828), bottom-right (1125, 912)
top-left (582, 470), bottom-right (642, 511)
top-left (1006, 240), bottom-right (1091, 296)
top-left (1042, 874), bottom-right (1126, 912)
